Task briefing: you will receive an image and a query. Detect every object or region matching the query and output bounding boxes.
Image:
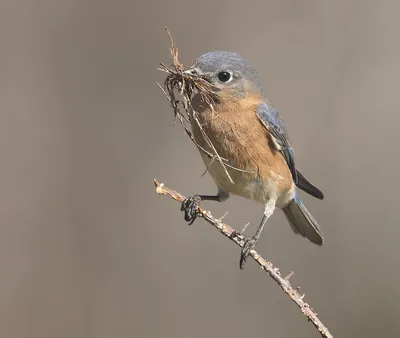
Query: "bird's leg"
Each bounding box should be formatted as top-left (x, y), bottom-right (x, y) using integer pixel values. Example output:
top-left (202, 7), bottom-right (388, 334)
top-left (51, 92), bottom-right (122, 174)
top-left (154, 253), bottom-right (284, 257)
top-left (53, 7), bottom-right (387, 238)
top-left (240, 199), bottom-right (276, 269)
top-left (181, 189), bottom-right (229, 225)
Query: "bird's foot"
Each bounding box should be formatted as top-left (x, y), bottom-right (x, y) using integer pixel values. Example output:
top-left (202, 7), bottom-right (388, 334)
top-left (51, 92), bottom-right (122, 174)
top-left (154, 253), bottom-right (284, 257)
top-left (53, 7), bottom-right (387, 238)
top-left (230, 222), bottom-right (250, 240)
top-left (181, 195), bottom-right (202, 225)
top-left (240, 237), bottom-right (258, 269)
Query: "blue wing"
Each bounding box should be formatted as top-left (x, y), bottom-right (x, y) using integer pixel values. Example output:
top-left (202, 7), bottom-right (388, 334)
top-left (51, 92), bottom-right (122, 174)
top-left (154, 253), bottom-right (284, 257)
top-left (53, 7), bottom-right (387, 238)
top-left (256, 102), bottom-right (297, 183)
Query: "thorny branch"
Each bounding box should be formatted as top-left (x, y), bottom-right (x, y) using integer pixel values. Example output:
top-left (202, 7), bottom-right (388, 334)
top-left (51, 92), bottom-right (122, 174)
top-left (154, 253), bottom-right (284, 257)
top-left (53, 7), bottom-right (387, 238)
top-left (154, 179), bottom-right (333, 338)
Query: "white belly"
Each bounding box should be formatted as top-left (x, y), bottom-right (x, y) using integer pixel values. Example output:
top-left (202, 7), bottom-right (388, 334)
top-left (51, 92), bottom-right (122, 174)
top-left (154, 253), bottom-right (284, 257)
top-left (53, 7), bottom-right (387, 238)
top-left (199, 151), bottom-right (295, 208)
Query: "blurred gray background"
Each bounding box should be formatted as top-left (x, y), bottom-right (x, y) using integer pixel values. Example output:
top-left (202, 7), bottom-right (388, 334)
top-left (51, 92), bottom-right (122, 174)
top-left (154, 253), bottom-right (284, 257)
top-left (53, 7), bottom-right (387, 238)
top-left (1, 1), bottom-right (399, 337)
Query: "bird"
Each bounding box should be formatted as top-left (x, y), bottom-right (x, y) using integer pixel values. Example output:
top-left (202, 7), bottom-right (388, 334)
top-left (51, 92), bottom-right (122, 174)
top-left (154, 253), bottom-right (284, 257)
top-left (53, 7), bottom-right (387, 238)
top-left (180, 51), bottom-right (324, 269)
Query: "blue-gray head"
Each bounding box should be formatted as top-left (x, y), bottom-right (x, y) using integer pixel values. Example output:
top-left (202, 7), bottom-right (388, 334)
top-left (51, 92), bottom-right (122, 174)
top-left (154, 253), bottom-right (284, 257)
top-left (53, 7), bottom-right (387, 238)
top-left (185, 51), bottom-right (265, 99)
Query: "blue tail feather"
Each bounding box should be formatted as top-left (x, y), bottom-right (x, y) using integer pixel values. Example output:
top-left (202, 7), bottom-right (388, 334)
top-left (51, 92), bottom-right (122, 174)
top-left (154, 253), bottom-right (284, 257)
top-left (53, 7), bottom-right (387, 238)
top-left (283, 194), bottom-right (323, 245)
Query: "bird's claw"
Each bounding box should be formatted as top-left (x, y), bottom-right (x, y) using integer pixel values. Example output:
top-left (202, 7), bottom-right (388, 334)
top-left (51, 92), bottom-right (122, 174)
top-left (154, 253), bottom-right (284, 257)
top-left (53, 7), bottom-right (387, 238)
top-left (230, 222), bottom-right (250, 239)
top-left (181, 195), bottom-right (201, 225)
top-left (240, 237), bottom-right (257, 269)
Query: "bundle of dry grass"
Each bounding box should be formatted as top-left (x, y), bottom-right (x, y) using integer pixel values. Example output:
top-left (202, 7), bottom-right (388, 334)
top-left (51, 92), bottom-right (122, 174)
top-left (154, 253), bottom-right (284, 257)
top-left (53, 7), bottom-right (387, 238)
top-left (158, 27), bottom-right (240, 183)
top-left (158, 27), bottom-right (219, 107)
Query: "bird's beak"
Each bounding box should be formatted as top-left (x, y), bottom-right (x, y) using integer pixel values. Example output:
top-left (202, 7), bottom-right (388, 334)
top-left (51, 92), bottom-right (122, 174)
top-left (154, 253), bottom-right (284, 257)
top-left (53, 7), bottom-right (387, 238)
top-left (183, 67), bottom-right (201, 77)
top-left (183, 67), bottom-right (212, 84)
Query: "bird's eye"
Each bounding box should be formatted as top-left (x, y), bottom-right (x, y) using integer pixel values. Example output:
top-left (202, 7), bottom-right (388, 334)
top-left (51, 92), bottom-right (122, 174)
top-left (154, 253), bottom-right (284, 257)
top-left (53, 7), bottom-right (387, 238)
top-left (217, 71), bottom-right (232, 83)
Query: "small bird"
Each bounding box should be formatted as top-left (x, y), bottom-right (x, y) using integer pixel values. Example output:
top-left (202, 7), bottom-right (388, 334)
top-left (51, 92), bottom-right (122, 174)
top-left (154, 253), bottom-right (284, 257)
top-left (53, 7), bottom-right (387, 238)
top-left (180, 51), bottom-right (324, 268)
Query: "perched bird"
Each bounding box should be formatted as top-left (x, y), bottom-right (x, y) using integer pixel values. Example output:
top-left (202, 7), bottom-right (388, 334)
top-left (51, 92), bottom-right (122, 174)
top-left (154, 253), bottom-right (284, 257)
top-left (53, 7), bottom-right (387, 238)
top-left (180, 51), bottom-right (324, 268)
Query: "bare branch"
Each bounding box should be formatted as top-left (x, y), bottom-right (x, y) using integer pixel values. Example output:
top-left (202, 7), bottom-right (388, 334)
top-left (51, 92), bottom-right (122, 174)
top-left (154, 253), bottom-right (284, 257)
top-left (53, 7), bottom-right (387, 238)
top-left (154, 179), bottom-right (333, 338)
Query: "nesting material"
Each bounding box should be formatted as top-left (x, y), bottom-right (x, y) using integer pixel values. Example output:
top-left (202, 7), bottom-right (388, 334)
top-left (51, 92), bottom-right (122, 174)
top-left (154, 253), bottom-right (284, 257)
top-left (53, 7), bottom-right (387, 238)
top-left (157, 27), bottom-right (237, 183)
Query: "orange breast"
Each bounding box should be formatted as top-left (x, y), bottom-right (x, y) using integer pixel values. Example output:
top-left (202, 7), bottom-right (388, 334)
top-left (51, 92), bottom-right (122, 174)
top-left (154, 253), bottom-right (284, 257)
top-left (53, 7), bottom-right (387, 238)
top-left (189, 93), bottom-right (293, 204)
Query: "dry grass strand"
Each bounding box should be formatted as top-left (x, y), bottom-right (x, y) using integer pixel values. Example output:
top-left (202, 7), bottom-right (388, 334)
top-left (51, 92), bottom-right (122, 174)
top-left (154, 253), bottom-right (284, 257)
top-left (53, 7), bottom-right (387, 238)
top-left (158, 26), bottom-right (255, 183)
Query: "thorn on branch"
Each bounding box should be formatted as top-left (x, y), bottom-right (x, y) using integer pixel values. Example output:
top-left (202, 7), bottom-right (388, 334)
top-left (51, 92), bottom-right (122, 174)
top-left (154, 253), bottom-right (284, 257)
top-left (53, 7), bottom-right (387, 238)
top-left (285, 271), bottom-right (295, 281)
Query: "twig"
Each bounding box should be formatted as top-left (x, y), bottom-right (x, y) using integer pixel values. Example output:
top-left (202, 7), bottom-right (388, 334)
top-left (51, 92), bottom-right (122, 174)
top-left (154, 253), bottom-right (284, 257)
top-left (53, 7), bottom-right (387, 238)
top-left (154, 179), bottom-right (333, 338)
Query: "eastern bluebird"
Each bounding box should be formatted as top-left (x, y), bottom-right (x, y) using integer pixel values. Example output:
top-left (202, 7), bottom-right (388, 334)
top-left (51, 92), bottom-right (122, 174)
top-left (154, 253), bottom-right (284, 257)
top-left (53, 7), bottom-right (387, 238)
top-left (180, 51), bottom-right (324, 268)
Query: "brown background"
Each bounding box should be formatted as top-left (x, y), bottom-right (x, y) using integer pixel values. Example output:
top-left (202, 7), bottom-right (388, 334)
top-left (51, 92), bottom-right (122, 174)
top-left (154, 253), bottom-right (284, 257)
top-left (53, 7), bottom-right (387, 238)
top-left (1, 1), bottom-right (400, 337)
